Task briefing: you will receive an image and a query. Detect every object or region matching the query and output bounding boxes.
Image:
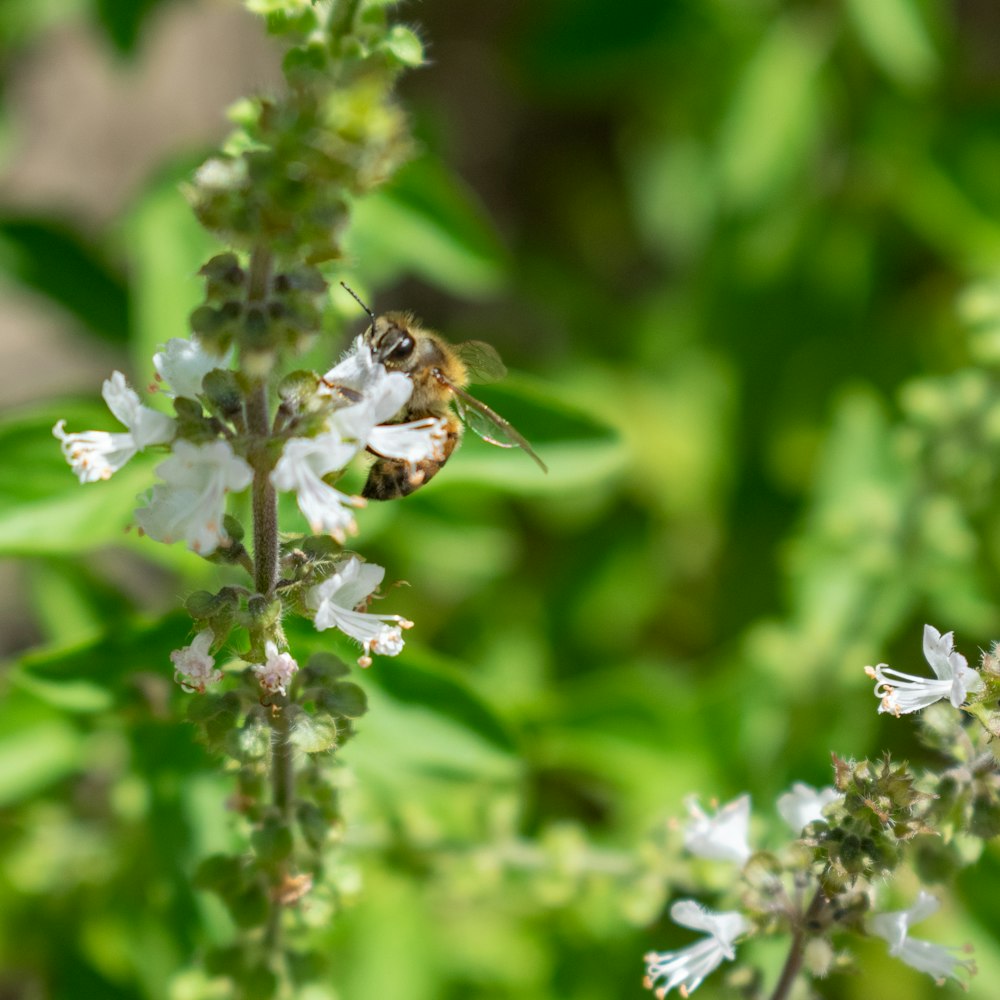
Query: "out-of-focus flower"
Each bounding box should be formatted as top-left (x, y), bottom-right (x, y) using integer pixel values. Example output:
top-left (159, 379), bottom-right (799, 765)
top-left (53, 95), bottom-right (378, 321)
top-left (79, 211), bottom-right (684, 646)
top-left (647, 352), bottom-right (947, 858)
top-left (153, 337), bottom-right (230, 399)
top-left (643, 900), bottom-right (748, 998)
top-left (777, 782), bottom-right (842, 833)
top-left (306, 556), bottom-right (412, 666)
top-left (53, 371), bottom-right (174, 483)
top-left (135, 439), bottom-right (252, 554)
top-left (869, 891), bottom-right (975, 985)
top-left (866, 624), bottom-right (983, 717)
top-left (683, 794), bottom-right (751, 865)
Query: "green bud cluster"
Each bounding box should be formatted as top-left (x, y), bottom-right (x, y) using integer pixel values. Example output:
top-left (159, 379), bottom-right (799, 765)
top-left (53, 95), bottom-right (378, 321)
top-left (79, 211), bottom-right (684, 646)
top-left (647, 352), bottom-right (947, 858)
top-left (187, 1), bottom-right (422, 265)
top-left (191, 253), bottom-right (329, 368)
top-left (189, 649), bottom-right (368, 949)
top-left (809, 755), bottom-right (928, 895)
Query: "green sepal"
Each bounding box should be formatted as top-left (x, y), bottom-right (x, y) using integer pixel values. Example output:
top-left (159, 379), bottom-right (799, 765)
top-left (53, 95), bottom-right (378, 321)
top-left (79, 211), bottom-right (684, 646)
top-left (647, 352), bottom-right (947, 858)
top-left (251, 812), bottom-right (295, 865)
top-left (297, 801), bottom-right (332, 853)
top-left (229, 882), bottom-right (270, 929)
top-left (202, 367), bottom-right (245, 420)
top-left (304, 651), bottom-right (351, 681)
top-left (318, 681), bottom-right (368, 719)
top-left (234, 706), bottom-right (272, 761)
top-left (289, 710), bottom-right (339, 753)
top-left (193, 853), bottom-right (244, 895)
top-left (199, 253), bottom-right (245, 300)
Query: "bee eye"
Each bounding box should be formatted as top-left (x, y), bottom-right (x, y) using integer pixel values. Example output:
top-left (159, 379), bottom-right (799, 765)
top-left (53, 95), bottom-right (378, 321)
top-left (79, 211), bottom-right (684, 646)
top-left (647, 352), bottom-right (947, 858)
top-left (387, 333), bottom-right (415, 361)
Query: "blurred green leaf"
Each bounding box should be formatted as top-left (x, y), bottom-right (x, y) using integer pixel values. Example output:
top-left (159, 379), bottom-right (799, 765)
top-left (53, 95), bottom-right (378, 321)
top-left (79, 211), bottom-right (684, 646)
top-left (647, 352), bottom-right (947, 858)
top-left (0, 218), bottom-right (129, 342)
top-left (0, 719), bottom-right (83, 805)
top-left (717, 16), bottom-right (829, 211)
top-left (845, 0), bottom-right (938, 89)
top-left (93, 0), bottom-right (170, 54)
top-left (344, 157), bottom-right (509, 296)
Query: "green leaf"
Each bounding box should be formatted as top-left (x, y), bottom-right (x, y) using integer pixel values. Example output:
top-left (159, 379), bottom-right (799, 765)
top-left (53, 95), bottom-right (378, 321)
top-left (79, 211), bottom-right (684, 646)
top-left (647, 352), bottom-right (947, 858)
top-left (0, 217), bottom-right (129, 343)
top-left (0, 719), bottom-right (84, 805)
top-left (717, 16), bottom-right (829, 211)
top-left (93, 0), bottom-right (167, 53)
top-left (344, 157), bottom-right (509, 297)
top-left (845, 0), bottom-right (937, 89)
top-left (13, 613), bottom-right (193, 705)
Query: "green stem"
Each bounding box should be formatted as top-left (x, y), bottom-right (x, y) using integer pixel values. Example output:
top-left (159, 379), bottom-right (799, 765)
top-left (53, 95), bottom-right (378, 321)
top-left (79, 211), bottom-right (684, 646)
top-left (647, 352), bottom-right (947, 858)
top-left (330, 0), bottom-right (361, 39)
top-left (243, 245), bottom-right (294, 976)
top-left (769, 889), bottom-right (825, 1000)
top-left (245, 247), bottom-right (277, 598)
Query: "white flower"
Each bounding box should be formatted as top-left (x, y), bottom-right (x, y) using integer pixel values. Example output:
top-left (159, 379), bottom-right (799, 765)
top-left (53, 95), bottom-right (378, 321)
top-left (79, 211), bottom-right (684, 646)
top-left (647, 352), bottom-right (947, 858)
top-left (306, 555), bottom-right (412, 666)
top-left (869, 891), bottom-right (976, 985)
top-left (53, 371), bottom-right (174, 483)
top-left (270, 432), bottom-right (363, 542)
top-left (643, 900), bottom-right (748, 998)
top-left (153, 337), bottom-right (230, 399)
top-left (252, 641), bottom-right (299, 697)
top-left (865, 624), bottom-right (984, 717)
top-left (171, 630), bottom-right (223, 693)
top-left (134, 439), bottom-right (252, 554)
top-left (683, 794), bottom-right (751, 865)
top-left (322, 337), bottom-right (448, 465)
top-left (777, 782), bottom-right (842, 833)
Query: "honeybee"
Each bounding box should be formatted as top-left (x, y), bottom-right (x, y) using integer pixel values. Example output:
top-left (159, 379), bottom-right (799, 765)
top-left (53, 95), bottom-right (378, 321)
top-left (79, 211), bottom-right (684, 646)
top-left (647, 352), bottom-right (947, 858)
top-left (340, 286), bottom-right (547, 500)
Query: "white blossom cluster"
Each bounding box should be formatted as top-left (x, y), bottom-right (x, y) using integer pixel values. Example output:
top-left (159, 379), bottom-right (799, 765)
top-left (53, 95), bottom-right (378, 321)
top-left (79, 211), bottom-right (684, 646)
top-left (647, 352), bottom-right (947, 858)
top-left (643, 785), bottom-right (974, 997)
top-left (55, 334), bottom-right (446, 690)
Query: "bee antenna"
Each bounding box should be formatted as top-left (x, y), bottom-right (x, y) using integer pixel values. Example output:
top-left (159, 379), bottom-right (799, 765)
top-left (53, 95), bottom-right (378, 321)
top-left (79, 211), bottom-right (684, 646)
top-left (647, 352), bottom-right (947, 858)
top-left (340, 282), bottom-right (377, 328)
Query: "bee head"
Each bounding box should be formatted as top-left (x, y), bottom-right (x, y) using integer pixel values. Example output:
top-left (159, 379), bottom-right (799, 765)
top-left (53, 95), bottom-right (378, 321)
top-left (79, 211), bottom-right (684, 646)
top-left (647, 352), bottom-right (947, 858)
top-left (369, 314), bottom-right (417, 368)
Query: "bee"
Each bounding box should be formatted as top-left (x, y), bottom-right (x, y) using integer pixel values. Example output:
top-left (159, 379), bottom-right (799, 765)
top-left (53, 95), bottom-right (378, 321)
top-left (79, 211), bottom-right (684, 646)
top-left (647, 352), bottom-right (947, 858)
top-left (340, 285), bottom-right (547, 500)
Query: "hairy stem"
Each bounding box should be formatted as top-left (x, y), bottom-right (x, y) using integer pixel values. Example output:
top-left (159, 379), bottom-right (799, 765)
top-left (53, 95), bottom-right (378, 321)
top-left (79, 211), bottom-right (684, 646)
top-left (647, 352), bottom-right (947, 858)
top-left (246, 247), bottom-right (277, 597)
top-left (769, 889), bottom-right (826, 1000)
top-left (244, 245), bottom-right (295, 972)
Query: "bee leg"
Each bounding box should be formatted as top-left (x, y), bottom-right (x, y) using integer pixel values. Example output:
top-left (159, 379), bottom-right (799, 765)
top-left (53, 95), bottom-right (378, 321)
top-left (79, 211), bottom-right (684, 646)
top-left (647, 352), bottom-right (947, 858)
top-left (362, 458), bottom-right (440, 500)
top-left (361, 424), bottom-right (460, 501)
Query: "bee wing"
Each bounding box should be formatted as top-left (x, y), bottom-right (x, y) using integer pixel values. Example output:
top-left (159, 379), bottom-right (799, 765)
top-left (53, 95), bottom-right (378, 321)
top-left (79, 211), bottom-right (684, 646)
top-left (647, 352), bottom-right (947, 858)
top-left (444, 377), bottom-right (548, 473)
top-left (455, 341), bottom-right (508, 384)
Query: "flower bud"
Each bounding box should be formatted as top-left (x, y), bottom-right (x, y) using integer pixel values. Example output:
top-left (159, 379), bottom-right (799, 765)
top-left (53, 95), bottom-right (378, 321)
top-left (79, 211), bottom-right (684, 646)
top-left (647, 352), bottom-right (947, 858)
top-left (202, 368), bottom-right (245, 421)
top-left (246, 594), bottom-right (281, 632)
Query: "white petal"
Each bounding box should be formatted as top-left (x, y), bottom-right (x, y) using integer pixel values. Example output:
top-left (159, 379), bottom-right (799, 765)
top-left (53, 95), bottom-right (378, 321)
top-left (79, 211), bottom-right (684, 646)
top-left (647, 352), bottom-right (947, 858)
top-left (136, 440), bottom-right (251, 554)
top-left (683, 795), bottom-right (752, 864)
top-left (102, 371), bottom-right (143, 428)
top-left (777, 783), bottom-right (842, 832)
top-left (869, 893), bottom-right (974, 984)
top-left (154, 337), bottom-right (230, 399)
top-left (644, 903), bottom-right (747, 997)
top-left (53, 423), bottom-right (138, 482)
top-left (922, 624), bottom-right (956, 681)
top-left (368, 417), bottom-right (449, 463)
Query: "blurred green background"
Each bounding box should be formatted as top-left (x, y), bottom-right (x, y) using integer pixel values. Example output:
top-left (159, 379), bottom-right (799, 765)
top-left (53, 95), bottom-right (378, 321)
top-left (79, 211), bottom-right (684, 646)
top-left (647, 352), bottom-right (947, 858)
top-left (4, 0), bottom-right (1000, 997)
